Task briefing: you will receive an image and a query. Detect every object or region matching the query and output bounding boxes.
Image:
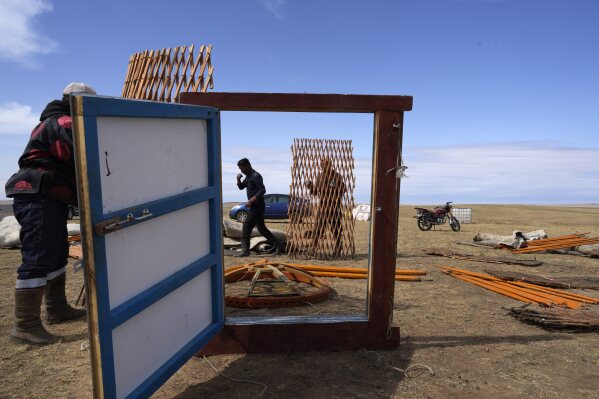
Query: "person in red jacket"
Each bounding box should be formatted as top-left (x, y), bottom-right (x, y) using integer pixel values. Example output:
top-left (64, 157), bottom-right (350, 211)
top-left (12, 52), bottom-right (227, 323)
top-left (5, 82), bottom-right (96, 345)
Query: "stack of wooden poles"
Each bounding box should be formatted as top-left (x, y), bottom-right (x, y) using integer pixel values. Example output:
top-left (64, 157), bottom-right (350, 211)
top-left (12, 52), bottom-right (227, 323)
top-left (441, 266), bottom-right (599, 309)
top-left (511, 233), bottom-right (599, 254)
top-left (226, 260), bottom-right (426, 282)
top-left (284, 263), bottom-right (426, 282)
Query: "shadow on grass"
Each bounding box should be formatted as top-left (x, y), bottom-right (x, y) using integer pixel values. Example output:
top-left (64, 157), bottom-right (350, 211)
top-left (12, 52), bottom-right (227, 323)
top-left (402, 333), bottom-right (573, 350)
top-left (58, 331), bottom-right (89, 343)
top-left (173, 344), bottom-right (416, 399)
top-left (225, 294), bottom-right (370, 318)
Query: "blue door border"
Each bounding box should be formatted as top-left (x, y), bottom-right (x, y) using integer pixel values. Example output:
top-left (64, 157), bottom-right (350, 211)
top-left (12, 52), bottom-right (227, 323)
top-left (72, 95), bottom-right (224, 399)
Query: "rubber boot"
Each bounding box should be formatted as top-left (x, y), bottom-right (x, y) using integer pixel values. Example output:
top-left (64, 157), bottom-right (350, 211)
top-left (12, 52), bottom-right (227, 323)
top-left (45, 273), bottom-right (86, 325)
top-left (11, 287), bottom-right (58, 345)
top-left (235, 238), bottom-right (251, 257)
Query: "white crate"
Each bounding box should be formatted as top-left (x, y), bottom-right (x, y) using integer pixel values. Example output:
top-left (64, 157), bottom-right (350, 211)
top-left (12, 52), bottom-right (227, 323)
top-left (452, 208), bottom-right (472, 224)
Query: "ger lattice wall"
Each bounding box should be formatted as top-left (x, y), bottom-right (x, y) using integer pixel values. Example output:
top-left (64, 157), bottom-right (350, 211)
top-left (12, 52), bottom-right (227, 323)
top-left (286, 138), bottom-right (356, 259)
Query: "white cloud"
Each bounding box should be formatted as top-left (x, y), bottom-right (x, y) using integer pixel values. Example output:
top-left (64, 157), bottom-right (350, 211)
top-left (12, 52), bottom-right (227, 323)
top-left (401, 143), bottom-right (599, 204)
top-left (0, 0), bottom-right (57, 65)
top-left (222, 146), bottom-right (292, 201)
top-left (0, 102), bottom-right (39, 135)
top-left (222, 143), bottom-right (599, 205)
top-left (0, 145), bottom-right (27, 201)
top-left (259, 0), bottom-right (286, 19)
top-left (3, 141), bottom-right (596, 204)
top-left (0, 102), bottom-right (38, 198)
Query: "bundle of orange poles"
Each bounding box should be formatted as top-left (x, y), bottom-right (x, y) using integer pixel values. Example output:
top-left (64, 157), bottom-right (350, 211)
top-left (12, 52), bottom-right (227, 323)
top-left (67, 234), bottom-right (81, 242)
top-left (227, 260), bottom-right (427, 282)
top-left (511, 233), bottom-right (599, 254)
top-left (284, 263), bottom-right (426, 282)
top-left (441, 266), bottom-right (599, 309)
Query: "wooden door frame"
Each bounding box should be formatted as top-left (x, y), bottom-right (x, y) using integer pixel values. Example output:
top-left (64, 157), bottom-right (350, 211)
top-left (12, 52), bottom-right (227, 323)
top-left (178, 92), bottom-right (412, 354)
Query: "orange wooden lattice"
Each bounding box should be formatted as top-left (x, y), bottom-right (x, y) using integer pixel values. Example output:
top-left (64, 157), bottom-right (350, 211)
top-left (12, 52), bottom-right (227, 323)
top-left (68, 245), bottom-right (83, 260)
top-left (286, 138), bottom-right (356, 259)
top-left (121, 44), bottom-right (214, 102)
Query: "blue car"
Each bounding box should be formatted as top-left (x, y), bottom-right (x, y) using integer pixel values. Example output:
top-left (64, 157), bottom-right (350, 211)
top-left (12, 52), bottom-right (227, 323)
top-left (229, 194), bottom-right (308, 222)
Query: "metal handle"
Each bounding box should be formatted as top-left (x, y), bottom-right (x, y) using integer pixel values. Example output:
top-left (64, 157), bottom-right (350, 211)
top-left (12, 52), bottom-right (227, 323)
top-left (95, 209), bottom-right (153, 235)
top-left (126, 209), bottom-right (152, 222)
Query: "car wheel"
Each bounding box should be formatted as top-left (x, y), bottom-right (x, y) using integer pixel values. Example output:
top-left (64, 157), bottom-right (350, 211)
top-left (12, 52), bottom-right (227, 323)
top-left (67, 207), bottom-right (75, 220)
top-left (236, 211), bottom-right (248, 223)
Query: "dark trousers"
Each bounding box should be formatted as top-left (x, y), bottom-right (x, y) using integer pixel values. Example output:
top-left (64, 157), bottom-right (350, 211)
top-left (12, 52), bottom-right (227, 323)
top-left (313, 210), bottom-right (343, 255)
top-left (12, 195), bottom-right (68, 287)
top-left (242, 202), bottom-right (276, 247)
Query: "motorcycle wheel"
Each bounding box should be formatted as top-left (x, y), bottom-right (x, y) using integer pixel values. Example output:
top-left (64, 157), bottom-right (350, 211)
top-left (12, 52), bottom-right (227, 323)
top-left (449, 217), bottom-right (461, 232)
top-left (417, 216), bottom-right (433, 231)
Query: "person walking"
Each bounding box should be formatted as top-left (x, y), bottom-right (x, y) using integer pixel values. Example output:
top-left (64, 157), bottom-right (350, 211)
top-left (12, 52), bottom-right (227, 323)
top-left (5, 83), bottom-right (96, 345)
top-left (235, 158), bottom-right (280, 257)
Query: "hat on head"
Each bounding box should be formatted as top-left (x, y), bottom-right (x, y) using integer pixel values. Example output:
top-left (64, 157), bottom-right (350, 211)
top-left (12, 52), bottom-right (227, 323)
top-left (63, 82), bottom-right (97, 96)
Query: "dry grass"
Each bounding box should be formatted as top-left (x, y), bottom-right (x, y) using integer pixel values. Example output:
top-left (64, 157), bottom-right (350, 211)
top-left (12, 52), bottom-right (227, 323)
top-left (1, 205), bottom-right (598, 398)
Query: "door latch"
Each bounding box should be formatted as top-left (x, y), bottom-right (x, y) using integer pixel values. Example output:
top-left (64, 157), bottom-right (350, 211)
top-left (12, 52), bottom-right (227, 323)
top-left (94, 209), bottom-right (153, 235)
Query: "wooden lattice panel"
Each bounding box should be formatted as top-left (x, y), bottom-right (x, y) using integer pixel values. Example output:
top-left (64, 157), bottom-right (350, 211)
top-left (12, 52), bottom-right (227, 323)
top-left (287, 139), bottom-right (356, 259)
top-left (121, 44), bottom-right (214, 102)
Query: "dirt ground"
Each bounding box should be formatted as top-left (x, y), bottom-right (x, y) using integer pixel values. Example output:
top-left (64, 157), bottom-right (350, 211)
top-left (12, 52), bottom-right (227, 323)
top-left (1, 204), bottom-right (598, 398)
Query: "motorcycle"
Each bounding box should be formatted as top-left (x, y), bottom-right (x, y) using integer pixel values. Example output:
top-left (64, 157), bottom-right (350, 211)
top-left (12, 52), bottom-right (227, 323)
top-left (414, 202), bottom-right (461, 232)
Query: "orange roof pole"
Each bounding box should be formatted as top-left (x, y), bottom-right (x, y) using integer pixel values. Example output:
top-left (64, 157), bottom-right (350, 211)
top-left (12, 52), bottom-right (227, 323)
top-left (443, 268), bottom-right (584, 308)
top-left (284, 264), bottom-right (426, 275)
top-left (465, 277), bottom-right (557, 306)
top-left (439, 266), bottom-right (502, 281)
top-left (307, 271), bottom-right (421, 281)
top-left (444, 270), bottom-right (559, 305)
top-left (488, 280), bottom-right (581, 309)
top-left (451, 274), bottom-right (535, 303)
top-left (511, 281), bottom-right (599, 303)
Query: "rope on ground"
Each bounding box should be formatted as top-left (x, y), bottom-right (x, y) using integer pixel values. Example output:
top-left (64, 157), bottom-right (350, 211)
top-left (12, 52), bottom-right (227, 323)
top-left (387, 363), bottom-right (435, 377)
top-left (361, 349), bottom-right (435, 379)
top-left (202, 355), bottom-right (268, 398)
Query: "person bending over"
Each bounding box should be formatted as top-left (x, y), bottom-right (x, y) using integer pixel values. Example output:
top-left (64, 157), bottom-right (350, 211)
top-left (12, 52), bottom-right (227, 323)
top-left (305, 157), bottom-right (346, 257)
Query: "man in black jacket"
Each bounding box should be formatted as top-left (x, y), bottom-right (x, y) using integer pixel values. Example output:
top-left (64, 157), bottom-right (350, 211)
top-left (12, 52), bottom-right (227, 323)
top-left (235, 158), bottom-right (280, 257)
top-left (5, 83), bottom-right (95, 345)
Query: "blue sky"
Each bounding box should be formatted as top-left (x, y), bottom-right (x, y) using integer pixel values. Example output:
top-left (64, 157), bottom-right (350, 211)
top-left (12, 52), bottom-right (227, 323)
top-left (1, 0), bottom-right (598, 204)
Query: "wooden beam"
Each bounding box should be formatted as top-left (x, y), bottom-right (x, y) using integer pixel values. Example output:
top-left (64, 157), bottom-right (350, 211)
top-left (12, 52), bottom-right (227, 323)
top-left (178, 92), bottom-right (413, 113)
top-left (177, 92), bottom-right (408, 354)
top-left (199, 321), bottom-right (399, 355)
top-left (368, 110), bottom-right (403, 339)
